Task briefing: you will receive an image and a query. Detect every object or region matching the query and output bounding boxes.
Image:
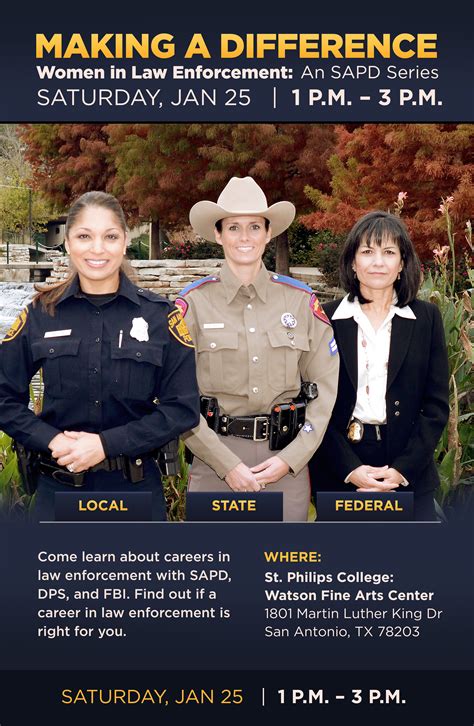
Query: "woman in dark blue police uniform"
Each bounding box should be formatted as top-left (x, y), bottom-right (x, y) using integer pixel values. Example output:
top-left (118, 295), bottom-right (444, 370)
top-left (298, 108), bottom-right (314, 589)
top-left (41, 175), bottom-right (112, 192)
top-left (0, 192), bottom-right (200, 520)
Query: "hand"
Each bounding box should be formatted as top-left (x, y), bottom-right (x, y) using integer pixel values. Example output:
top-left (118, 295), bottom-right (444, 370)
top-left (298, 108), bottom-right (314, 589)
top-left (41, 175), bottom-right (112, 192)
top-left (250, 456), bottom-right (290, 486)
top-left (54, 431), bottom-right (106, 473)
top-left (370, 467), bottom-right (405, 489)
top-left (225, 462), bottom-right (261, 492)
top-left (48, 432), bottom-right (75, 459)
top-left (348, 464), bottom-right (399, 492)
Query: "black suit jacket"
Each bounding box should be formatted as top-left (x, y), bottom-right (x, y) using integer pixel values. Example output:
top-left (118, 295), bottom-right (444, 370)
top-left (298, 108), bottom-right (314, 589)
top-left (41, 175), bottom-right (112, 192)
top-left (310, 298), bottom-right (450, 497)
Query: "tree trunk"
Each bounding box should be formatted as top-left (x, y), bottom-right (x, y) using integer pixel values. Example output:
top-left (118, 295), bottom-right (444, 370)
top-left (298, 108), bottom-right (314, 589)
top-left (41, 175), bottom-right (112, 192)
top-left (150, 219), bottom-right (161, 259)
top-left (274, 231), bottom-right (289, 275)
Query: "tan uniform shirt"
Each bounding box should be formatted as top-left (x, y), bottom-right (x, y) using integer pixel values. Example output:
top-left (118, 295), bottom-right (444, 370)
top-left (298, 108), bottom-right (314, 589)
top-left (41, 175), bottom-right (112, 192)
top-left (179, 262), bottom-right (339, 478)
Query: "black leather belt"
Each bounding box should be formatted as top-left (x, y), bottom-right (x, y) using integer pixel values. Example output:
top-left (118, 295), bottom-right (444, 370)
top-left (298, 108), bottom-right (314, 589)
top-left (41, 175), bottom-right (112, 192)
top-left (361, 423), bottom-right (387, 441)
top-left (217, 415), bottom-right (270, 441)
top-left (37, 452), bottom-right (156, 487)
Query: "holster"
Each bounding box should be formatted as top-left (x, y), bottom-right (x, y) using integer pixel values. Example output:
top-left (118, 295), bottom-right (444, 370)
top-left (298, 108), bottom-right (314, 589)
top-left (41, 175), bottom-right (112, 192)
top-left (269, 401), bottom-right (306, 450)
top-left (12, 441), bottom-right (40, 497)
top-left (156, 439), bottom-right (180, 477)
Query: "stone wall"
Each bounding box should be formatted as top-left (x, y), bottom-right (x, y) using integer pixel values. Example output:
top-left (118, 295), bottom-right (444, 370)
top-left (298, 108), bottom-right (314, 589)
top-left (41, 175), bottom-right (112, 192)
top-left (0, 244), bottom-right (30, 282)
top-left (46, 257), bottom-right (339, 301)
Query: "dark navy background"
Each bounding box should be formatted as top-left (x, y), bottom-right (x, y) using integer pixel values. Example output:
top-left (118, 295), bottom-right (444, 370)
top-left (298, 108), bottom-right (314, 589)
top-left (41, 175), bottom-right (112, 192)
top-left (0, 4), bottom-right (472, 725)
top-left (0, 5), bottom-right (472, 121)
top-left (0, 520), bottom-right (472, 671)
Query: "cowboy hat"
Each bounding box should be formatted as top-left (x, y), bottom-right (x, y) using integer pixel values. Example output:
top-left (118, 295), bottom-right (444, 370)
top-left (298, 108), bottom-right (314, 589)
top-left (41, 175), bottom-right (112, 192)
top-left (189, 176), bottom-right (296, 241)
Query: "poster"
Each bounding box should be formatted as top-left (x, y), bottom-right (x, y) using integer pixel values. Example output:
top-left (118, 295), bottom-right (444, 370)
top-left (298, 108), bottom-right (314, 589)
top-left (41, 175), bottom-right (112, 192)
top-left (0, 5), bottom-right (472, 725)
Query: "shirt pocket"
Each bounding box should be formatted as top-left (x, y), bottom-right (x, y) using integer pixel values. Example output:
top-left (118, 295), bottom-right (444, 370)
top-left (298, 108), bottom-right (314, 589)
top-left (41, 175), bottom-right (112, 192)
top-left (266, 329), bottom-right (310, 393)
top-left (196, 331), bottom-right (240, 395)
top-left (31, 338), bottom-right (81, 399)
top-left (110, 343), bottom-right (163, 400)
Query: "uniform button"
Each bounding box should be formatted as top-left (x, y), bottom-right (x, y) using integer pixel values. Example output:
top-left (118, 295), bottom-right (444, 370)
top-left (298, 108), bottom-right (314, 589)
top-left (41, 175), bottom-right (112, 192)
top-left (136, 352), bottom-right (142, 358)
top-left (210, 342), bottom-right (216, 349)
top-left (249, 327), bottom-right (256, 333)
top-left (137, 288), bottom-right (144, 293)
top-left (395, 401), bottom-right (400, 406)
top-left (94, 310), bottom-right (100, 315)
top-left (135, 458), bottom-right (142, 466)
top-left (394, 411), bottom-right (400, 417)
top-left (92, 368), bottom-right (98, 374)
top-left (291, 341), bottom-right (296, 346)
top-left (247, 303), bottom-right (253, 310)
top-left (252, 387), bottom-right (259, 393)
top-left (95, 337), bottom-right (101, 343)
top-left (94, 400), bottom-right (101, 407)
top-left (252, 356), bottom-right (259, 363)
top-left (49, 348), bottom-right (55, 354)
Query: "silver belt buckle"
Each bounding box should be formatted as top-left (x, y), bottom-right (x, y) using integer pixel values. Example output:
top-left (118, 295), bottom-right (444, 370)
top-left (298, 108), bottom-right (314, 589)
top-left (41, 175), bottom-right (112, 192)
top-left (253, 416), bottom-right (269, 441)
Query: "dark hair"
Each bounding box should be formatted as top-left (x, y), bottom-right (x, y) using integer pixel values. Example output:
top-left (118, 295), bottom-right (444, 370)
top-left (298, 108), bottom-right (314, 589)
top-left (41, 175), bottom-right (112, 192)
top-left (34, 191), bottom-right (130, 315)
top-left (215, 217), bottom-right (270, 232)
top-left (339, 211), bottom-right (422, 306)
top-left (65, 191), bottom-right (127, 237)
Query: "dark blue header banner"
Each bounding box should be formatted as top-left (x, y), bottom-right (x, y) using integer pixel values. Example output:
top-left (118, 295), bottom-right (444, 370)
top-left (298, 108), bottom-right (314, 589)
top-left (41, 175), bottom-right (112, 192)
top-left (0, 13), bottom-right (472, 121)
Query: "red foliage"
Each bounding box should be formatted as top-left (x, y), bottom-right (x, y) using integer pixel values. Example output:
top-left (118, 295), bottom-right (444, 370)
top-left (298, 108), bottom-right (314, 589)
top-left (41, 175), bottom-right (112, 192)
top-left (301, 124), bottom-right (474, 259)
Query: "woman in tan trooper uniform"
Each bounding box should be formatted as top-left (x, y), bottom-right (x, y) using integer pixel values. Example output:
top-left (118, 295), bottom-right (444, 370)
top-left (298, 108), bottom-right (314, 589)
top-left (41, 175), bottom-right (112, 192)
top-left (177, 177), bottom-right (339, 521)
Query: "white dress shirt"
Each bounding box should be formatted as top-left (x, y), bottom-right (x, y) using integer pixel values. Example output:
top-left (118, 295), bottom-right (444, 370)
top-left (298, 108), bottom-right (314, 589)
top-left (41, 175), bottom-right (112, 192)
top-left (332, 295), bottom-right (416, 424)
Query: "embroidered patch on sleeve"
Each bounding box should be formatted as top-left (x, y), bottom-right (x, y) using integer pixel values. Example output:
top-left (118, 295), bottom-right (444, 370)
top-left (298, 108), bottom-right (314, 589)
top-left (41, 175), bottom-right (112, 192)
top-left (329, 336), bottom-right (338, 356)
top-left (2, 308), bottom-right (28, 343)
top-left (168, 308), bottom-right (194, 348)
top-left (309, 293), bottom-right (331, 325)
top-left (175, 297), bottom-right (189, 318)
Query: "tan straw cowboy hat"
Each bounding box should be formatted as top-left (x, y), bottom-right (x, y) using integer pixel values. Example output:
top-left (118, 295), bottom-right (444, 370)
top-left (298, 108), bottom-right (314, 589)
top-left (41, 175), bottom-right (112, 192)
top-left (189, 176), bottom-right (296, 241)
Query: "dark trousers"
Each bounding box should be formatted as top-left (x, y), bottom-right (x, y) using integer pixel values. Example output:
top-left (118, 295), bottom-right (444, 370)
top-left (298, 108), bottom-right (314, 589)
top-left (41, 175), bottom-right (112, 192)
top-left (311, 428), bottom-right (436, 522)
top-left (31, 458), bottom-right (167, 522)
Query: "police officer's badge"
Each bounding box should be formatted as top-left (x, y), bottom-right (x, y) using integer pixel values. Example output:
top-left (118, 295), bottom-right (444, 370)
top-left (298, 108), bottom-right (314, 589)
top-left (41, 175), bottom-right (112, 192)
top-left (130, 317), bottom-right (149, 342)
top-left (2, 308), bottom-right (28, 343)
top-left (168, 308), bottom-right (194, 348)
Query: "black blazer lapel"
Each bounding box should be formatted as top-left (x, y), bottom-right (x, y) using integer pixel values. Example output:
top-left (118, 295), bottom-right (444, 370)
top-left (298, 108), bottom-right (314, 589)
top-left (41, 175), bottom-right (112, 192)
top-left (387, 315), bottom-right (416, 390)
top-left (334, 317), bottom-right (358, 392)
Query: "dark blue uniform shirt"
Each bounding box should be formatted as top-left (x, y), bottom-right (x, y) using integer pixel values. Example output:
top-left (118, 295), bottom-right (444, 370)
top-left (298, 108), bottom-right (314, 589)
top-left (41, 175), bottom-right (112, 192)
top-left (0, 273), bottom-right (200, 457)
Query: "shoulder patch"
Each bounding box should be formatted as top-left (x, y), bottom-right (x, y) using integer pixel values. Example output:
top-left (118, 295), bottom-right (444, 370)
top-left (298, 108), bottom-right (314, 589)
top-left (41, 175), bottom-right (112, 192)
top-left (270, 273), bottom-right (313, 294)
top-left (180, 276), bottom-right (221, 297)
top-left (2, 308), bottom-right (28, 343)
top-left (174, 297), bottom-right (188, 317)
top-left (168, 308), bottom-right (194, 348)
top-left (310, 293), bottom-right (331, 325)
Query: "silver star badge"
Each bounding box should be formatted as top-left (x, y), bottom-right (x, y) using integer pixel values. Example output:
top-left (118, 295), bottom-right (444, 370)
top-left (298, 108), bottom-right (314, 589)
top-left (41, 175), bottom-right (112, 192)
top-left (281, 312), bottom-right (297, 329)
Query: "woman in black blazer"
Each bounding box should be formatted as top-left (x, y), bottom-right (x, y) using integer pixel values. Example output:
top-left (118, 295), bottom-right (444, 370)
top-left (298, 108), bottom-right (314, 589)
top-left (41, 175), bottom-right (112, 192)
top-left (310, 211), bottom-right (450, 520)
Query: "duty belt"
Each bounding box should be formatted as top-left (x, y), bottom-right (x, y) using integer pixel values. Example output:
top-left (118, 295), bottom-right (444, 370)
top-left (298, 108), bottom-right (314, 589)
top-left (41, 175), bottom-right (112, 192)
top-left (37, 452), bottom-right (156, 487)
top-left (218, 414), bottom-right (270, 442)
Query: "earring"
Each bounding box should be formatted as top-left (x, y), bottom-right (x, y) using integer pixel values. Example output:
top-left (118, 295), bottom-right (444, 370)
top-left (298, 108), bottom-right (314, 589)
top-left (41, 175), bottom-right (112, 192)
top-left (397, 272), bottom-right (401, 281)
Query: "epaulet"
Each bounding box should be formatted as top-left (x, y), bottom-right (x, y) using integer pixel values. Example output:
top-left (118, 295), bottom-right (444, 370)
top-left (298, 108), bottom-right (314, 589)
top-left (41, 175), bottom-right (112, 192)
top-left (179, 275), bottom-right (221, 297)
top-left (136, 287), bottom-right (172, 305)
top-left (269, 273), bottom-right (313, 294)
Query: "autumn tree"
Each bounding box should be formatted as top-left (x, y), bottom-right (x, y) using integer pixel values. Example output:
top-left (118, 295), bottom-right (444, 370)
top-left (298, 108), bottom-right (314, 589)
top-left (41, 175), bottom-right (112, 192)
top-left (21, 123), bottom-right (337, 268)
top-left (20, 124), bottom-right (114, 208)
top-left (301, 124), bottom-right (474, 259)
top-left (107, 123), bottom-right (335, 268)
top-left (0, 125), bottom-right (51, 243)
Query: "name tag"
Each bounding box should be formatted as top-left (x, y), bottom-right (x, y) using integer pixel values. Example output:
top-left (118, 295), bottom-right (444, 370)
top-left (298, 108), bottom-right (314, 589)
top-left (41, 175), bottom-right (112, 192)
top-left (203, 323), bottom-right (225, 329)
top-left (44, 330), bottom-right (72, 338)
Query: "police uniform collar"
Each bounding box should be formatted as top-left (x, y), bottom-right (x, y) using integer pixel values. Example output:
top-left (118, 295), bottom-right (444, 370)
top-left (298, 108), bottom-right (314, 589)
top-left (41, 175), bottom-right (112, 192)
top-left (220, 261), bottom-right (269, 303)
top-left (57, 272), bottom-right (141, 306)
